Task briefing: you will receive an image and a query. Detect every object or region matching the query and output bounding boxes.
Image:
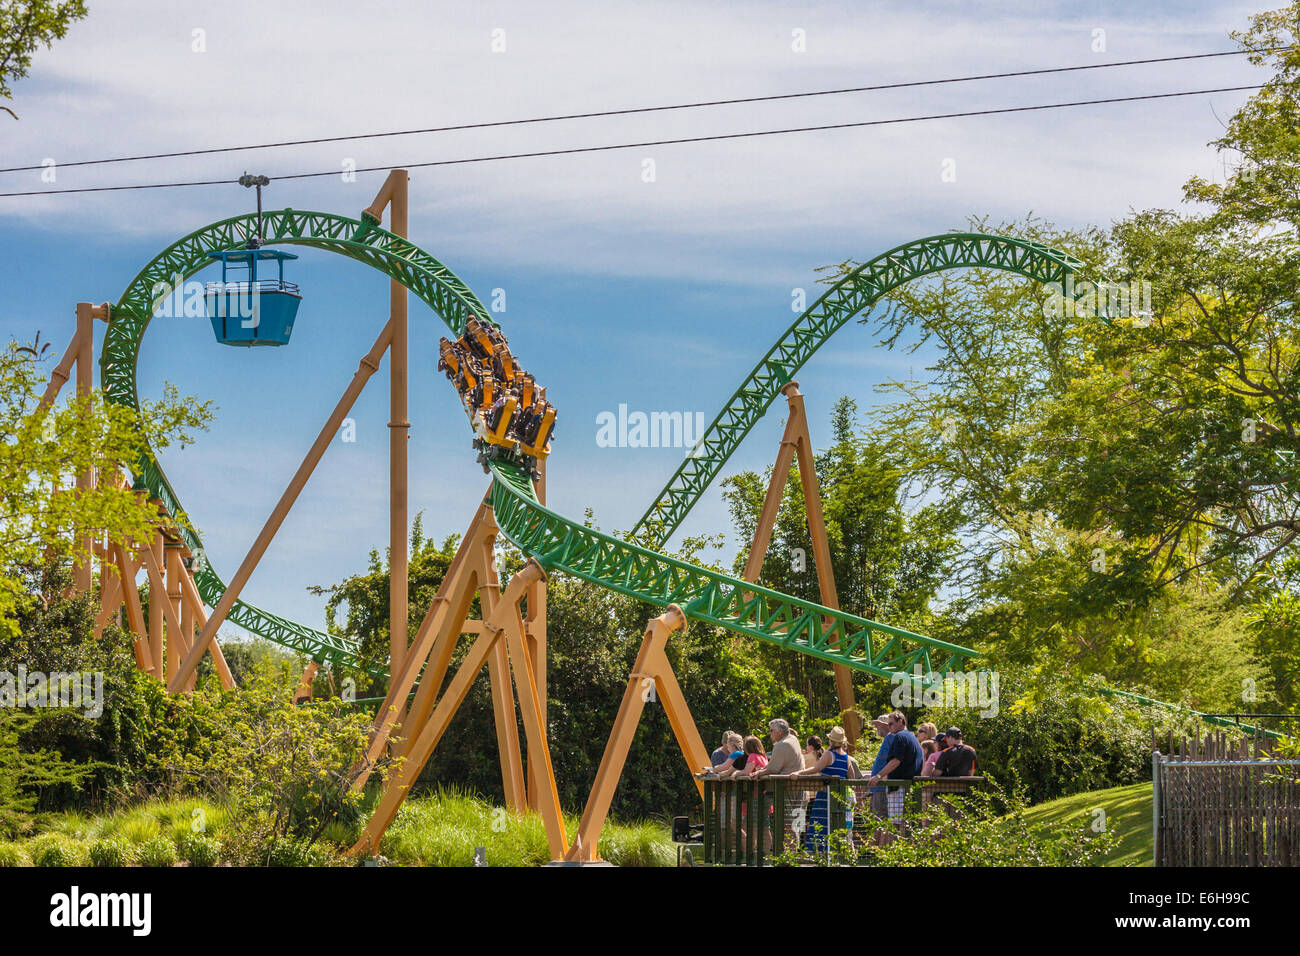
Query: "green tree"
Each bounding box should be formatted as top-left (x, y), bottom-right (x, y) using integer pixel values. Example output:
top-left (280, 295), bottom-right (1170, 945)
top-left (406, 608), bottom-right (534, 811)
top-left (0, 0), bottom-right (87, 119)
top-left (0, 340), bottom-right (212, 636)
top-left (1053, 9), bottom-right (1300, 594)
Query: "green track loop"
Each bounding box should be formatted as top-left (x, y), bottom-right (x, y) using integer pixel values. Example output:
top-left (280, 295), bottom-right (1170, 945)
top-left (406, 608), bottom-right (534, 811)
top-left (632, 233), bottom-right (1086, 547)
top-left (101, 214), bottom-right (1078, 683)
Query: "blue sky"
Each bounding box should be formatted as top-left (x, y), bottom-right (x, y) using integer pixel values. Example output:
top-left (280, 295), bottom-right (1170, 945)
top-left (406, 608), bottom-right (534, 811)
top-left (0, 0), bottom-right (1276, 633)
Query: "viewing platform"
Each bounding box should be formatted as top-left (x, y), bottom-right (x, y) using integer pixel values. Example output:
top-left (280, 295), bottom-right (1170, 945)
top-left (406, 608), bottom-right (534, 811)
top-left (679, 773), bottom-right (986, 867)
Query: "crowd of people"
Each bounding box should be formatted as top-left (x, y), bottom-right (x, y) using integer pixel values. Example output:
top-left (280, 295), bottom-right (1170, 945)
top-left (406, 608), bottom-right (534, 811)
top-left (438, 316), bottom-right (556, 476)
top-left (701, 713), bottom-right (979, 850)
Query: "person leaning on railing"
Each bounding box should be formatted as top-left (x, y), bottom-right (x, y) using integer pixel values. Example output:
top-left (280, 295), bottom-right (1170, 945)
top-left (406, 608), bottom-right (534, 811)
top-left (791, 725), bottom-right (855, 850)
top-left (802, 735), bottom-right (824, 770)
top-left (934, 727), bottom-right (977, 777)
top-left (744, 719), bottom-right (803, 851)
top-left (867, 713), bottom-right (896, 819)
top-left (866, 711), bottom-right (924, 820)
top-left (708, 731), bottom-right (743, 771)
top-left (748, 718), bottom-right (803, 780)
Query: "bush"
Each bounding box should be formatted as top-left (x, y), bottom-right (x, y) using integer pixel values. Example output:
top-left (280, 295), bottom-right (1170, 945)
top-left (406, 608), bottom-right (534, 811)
top-left (379, 789), bottom-right (674, 867)
top-left (30, 834), bottom-right (83, 867)
top-left (177, 832), bottom-right (220, 868)
top-left (135, 835), bottom-right (176, 867)
top-left (920, 663), bottom-right (1198, 805)
top-left (0, 843), bottom-right (29, 867)
top-left (216, 809), bottom-right (331, 867)
top-left (264, 837), bottom-right (330, 868)
top-left (863, 783), bottom-right (1118, 867)
top-left (88, 837), bottom-right (131, 867)
top-left (597, 820), bottom-right (675, 867)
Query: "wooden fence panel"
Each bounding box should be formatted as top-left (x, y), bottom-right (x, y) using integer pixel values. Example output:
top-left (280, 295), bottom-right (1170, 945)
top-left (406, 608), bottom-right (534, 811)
top-left (1154, 733), bottom-right (1299, 867)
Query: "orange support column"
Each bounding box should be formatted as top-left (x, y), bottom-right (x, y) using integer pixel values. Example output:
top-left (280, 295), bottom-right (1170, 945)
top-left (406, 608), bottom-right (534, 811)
top-left (525, 460), bottom-right (549, 811)
top-left (71, 303), bottom-right (95, 593)
top-left (164, 542), bottom-right (184, 685)
top-left (179, 574), bottom-right (196, 691)
top-left (480, 555), bottom-right (527, 813)
top-left (565, 605), bottom-right (708, 863)
top-left (363, 170), bottom-right (412, 679)
top-left (94, 539), bottom-right (122, 640)
top-left (148, 530), bottom-right (165, 680)
top-left (743, 382), bottom-right (860, 743)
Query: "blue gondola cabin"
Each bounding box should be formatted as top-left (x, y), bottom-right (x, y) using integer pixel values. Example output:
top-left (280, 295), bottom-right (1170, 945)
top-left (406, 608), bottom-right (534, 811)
top-left (204, 248), bottom-right (301, 346)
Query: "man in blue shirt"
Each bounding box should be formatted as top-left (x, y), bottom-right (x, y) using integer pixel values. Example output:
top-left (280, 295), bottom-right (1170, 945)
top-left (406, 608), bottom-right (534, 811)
top-left (867, 713), bottom-right (895, 819)
top-left (867, 711), bottom-right (923, 819)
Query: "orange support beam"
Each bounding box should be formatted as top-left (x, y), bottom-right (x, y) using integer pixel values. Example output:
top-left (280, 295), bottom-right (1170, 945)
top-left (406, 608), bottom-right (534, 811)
top-left (742, 382), bottom-right (860, 743)
top-left (350, 561), bottom-right (566, 859)
top-left (525, 460), bottom-right (549, 811)
top-left (170, 319), bottom-right (394, 692)
top-left (565, 605), bottom-right (709, 863)
top-left (164, 542), bottom-right (184, 684)
top-left (176, 568), bottom-right (234, 690)
top-left (350, 502), bottom-right (496, 790)
top-left (112, 543), bottom-right (153, 676)
top-left (364, 170), bottom-right (412, 679)
top-left (147, 530), bottom-right (165, 679)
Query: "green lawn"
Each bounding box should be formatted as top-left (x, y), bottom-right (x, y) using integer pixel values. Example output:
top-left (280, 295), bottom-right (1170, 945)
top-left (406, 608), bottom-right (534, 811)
top-left (1020, 781), bottom-right (1153, 867)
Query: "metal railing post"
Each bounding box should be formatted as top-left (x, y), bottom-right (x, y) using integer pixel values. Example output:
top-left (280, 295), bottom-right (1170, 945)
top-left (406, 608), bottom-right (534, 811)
top-left (1151, 750), bottom-right (1162, 867)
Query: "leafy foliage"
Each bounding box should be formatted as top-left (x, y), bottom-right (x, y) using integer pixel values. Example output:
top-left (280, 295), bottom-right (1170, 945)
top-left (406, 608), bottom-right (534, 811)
top-left (865, 782), bottom-right (1118, 867)
top-left (0, 0), bottom-right (87, 114)
top-left (87, 837), bottom-right (131, 867)
top-left (0, 341), bottom-right (211, 636)
top-left (922, 664), bottom-right (1198, 805)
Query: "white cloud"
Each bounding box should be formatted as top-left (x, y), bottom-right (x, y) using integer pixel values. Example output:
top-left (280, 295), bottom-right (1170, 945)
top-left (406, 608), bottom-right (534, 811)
top-left (0, 0), bottom-right (1271, 283)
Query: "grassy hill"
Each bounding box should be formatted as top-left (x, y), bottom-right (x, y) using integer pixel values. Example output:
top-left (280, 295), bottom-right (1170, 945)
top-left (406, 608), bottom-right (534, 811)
top-left (1021, 781), bottom-right (1153, 867)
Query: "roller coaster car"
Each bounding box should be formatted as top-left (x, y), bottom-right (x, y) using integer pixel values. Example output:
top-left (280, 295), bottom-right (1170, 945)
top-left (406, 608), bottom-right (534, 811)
top-left (445, 316), bottom-right (555, 478)
top-left (204, 249), bottom-right (301, 347)
top-left (463, 318), bottom-right (501, 359)
top-left (487, 394), bottom-right (518, 444)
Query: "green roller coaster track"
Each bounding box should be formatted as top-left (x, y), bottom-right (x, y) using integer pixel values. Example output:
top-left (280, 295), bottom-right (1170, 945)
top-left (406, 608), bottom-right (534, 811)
top-left (632, 234), bottom-right (1086, 547)
top-left (96, 208), bottom-right (1282, 737)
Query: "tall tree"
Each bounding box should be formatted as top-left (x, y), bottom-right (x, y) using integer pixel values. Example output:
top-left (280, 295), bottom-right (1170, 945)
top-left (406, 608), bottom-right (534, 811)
top-left (1056, 8), bottom-right (1300, 595)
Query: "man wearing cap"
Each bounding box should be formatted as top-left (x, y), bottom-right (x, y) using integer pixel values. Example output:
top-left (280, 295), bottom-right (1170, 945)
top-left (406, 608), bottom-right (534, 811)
top-left (935, 727), bottom-right (977, 778)
top-left (867, 711), bottom-right (924, 820)
top-left (867, 713), bottom-right (895, 819)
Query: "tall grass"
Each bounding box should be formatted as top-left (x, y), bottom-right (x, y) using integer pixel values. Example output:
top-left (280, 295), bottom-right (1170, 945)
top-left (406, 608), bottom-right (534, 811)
top-left (380, 787), bottom-right (674, 867)
top-left (5, 790), bottom-right (673, 867)
top-left (39, 797), bottom-right (227, 847)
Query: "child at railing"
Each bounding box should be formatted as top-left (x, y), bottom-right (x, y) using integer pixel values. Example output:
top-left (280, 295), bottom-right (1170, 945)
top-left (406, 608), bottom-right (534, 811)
top-left (733, 735), bottom-right (768, 777)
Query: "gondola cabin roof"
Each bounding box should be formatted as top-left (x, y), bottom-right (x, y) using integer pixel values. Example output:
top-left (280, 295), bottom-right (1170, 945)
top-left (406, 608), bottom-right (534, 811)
top-left (205, 248), bottom-right (299, 264)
